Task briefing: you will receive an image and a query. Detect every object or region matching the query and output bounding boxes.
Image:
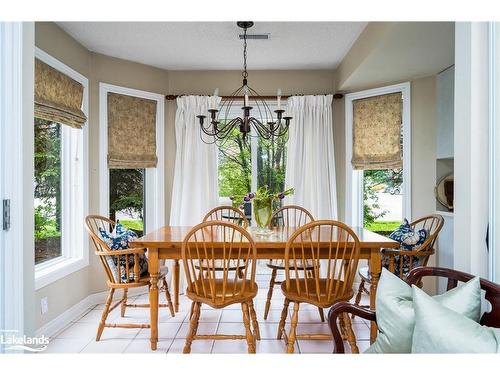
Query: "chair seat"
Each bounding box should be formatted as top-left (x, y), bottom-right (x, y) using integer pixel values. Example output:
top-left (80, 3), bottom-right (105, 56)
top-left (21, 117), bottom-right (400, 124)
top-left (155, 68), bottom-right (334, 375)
top-left (110, 265), bottom-right (169, 288)
top-left (281, 278), bottom-right (353, 308)
top-left (186, 279), bottom-right (258, 308)
top-left (194, 259), bottom-right (246, 271)
top-left (266, 259), bottom-right (316, 270)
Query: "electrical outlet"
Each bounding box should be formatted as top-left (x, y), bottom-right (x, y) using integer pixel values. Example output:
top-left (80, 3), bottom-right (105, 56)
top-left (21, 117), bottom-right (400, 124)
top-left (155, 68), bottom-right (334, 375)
top-left (40, 297), bottom-right (48, 315)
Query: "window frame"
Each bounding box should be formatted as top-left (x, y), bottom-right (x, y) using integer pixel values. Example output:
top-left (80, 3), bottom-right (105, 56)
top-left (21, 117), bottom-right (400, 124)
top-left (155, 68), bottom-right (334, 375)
top-left (34, 47), bottom-right (89, 290)
top-left (344, 82), bottom-right (412, 227)
top-left (99, 83), bottom-right (165, 234)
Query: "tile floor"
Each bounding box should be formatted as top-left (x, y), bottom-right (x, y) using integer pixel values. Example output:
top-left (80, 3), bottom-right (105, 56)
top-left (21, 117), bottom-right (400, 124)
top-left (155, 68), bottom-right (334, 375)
top-left (43, 269), bottom-right (372, 354)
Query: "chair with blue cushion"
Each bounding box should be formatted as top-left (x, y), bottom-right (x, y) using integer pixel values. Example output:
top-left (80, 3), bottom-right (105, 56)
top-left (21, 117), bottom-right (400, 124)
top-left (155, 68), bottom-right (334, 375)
top-left (353, 214), bottom-right (444, 310)
top-left (85, 215), bottom-right (175, 341)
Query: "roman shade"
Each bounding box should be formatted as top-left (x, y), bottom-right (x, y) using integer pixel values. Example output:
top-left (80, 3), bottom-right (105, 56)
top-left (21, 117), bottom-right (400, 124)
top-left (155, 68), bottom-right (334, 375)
top-left (34, 58), bottom-right (87, 129)
top-left (107, 92), bottom-right (158, 169)
top-left (351, 92), bottom-right (403, 170)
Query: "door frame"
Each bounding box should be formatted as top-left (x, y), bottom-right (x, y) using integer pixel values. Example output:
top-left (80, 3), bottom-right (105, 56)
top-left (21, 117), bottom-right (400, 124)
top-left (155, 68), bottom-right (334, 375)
top-left (344, 82), bottom-right (412, 227)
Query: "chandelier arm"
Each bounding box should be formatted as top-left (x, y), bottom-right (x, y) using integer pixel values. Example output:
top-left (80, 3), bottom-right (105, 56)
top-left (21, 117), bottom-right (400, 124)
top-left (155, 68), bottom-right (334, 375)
top-left (250, 118), bottom-right (272, 140)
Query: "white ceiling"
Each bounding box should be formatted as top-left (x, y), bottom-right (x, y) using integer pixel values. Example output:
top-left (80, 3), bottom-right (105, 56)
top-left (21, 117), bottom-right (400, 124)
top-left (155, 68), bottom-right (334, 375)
top-left (56, 22), bottom-right (367, 70)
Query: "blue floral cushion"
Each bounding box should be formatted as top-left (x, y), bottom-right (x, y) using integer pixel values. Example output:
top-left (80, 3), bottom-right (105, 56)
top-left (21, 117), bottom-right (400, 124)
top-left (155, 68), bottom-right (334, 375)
top-left (382, 219), bottom-right (429, 277)
top-left (388, 219), bottom-right (412, 242)
top-left (98, 223), bottom-right (148, 283)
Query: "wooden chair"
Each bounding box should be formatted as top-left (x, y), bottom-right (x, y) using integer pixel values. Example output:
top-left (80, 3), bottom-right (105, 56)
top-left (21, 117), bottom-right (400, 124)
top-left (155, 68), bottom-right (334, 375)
top-left (203, 205), bottom-right (250, 228)
top-left (263, 205), bottom-right (320, 320)
top-left (329, 266), bottom-right (500, 353)
top-left (353, 214), bottom-right (444, 310)
top-left (199, 205), bottom-right (250, 277)
top-left (181, 221), bottom-right (260, 353)
top-left (84, 215), bottom-right (175, 341)
top-left (277, 220), bottom-right (361, 353)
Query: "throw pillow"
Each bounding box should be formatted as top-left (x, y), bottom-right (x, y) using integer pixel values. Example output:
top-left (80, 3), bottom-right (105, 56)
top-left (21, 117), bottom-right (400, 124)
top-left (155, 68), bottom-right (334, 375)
top-left (98, 223), bottom-right (148, 283)
top-left (411, 286), bottom-right (500, 353)
top-left (365, 268), bottom-right (481, 353)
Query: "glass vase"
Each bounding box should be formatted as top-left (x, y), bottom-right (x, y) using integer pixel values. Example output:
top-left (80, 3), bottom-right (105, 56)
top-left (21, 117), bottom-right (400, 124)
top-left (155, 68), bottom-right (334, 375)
top-left (253, 198), bottom-right (274, 235)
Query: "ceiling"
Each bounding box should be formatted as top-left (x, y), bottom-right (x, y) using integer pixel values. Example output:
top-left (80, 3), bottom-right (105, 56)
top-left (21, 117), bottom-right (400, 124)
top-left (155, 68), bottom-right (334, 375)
top-left (338, 22), bottom-right (455, 91)
top-left (56, 22), bottom-right (367, 70)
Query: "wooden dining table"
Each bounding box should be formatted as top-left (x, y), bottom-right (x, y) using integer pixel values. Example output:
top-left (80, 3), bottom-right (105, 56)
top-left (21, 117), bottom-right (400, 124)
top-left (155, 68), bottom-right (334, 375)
top-left (131, 225), bottom-right (398, 350)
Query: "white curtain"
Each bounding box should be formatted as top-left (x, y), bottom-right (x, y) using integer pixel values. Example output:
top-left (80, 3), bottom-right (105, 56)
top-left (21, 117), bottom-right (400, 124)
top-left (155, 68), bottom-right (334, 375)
top-left (170, 95), bottom-right (220, 226)
top-left (284, 95), bottom-right (338, 220)
top-left (169, 96), bottom-right (219, 292)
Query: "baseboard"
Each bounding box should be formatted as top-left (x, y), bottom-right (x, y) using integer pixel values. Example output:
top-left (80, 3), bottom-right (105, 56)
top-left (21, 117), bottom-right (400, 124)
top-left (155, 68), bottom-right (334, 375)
top-left (35, 286), bottom-right (149, 338)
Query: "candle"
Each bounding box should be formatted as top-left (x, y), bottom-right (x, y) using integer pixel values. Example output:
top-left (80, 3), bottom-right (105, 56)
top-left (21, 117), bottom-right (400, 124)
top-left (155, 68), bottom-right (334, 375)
top-left (211, 88), bottom-right (219, 109)
top-left (277, 88), bottom-right (282, 110)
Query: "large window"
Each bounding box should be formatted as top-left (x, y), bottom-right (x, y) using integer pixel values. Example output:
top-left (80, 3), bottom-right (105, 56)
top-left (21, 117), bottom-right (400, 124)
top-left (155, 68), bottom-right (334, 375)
top-left (218, 103), bottom-right (288, 203)
top-left (345, 83), bottom-right (411, 232)
top-left (34, 48), bottom-right (89, 290)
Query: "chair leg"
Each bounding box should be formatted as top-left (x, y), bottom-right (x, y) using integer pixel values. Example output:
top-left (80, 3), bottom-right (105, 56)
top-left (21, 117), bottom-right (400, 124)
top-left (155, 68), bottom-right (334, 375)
top-left (343, 312), bottom-right (359, 354)
top-left (120, 288), bottom-right (128, 317)
top-left (264, 268), bottom-right (277, 320)
top-left (318, 307), bottom-right (325, 322)
top-left (352, 279), bottom-right (365, 319)
top-left (248, 299), bottom-right (261, 340)
top-left (339, 312), bottom-right (348, 340)
top-left (286, 302), bottom-right (300, 354)
top-left (242, 302), bottom-right (256, 353)
top-left (277, 298), bottom-right (290, 339)
top-left (188, 301), bottom-right (195, 321)
top-left (96, 288), bottom-right (114, 341)
top-left (183, 302), bottom-right (201, 354)
top-left (162, 278), bottom-right (175, 317)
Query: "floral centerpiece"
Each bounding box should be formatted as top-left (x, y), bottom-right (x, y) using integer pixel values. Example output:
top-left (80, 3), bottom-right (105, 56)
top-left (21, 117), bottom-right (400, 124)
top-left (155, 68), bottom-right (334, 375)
top-left (230, 186), bottom-right (294, 235)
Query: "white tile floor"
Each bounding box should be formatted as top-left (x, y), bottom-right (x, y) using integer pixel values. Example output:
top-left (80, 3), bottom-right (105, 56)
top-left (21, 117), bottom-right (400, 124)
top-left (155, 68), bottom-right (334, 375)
top-left (43, 269), bottom-right (372, 354)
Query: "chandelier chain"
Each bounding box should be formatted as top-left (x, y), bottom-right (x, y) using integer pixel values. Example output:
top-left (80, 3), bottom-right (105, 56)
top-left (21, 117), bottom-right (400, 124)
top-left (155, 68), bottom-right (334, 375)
top-left (242, 26), bottom-right (248, 79)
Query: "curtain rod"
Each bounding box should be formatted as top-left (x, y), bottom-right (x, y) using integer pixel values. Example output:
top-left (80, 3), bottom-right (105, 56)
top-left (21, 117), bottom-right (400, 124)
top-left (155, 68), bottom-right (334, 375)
top-left (165, 93), bottom-right (344, 100)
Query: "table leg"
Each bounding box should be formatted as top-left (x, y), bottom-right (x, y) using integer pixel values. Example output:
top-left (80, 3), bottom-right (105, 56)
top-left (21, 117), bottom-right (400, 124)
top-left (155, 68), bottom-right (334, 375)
top-left (368, 247), bottom-right (382, 344)
top-left (173, 259), bottom-right (180, 313)
top-left (148, 247), bottom-right (159, 351)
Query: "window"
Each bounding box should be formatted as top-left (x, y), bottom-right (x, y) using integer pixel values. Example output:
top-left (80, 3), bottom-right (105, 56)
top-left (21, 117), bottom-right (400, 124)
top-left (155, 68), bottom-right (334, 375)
top-left (345, 83), bottom-right (411, 231)
top-left (218, 102), bottom-right (288, 208)
top-left (34, 48), bottom-right (89, 290)
top-left (99, 83), bottom-right (165, 233)
top-left (109, 169), bottom-right (145, 236)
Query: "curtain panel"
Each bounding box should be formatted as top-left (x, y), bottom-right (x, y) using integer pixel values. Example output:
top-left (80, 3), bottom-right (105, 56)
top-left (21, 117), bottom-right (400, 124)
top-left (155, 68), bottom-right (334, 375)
top-left (107, 92), bottom-right (158, 169)
top-left (284, 95), bottom-right (338, 220)
top-left (34, 58), bottom-right (87, 129)
top-left (170, 96), bottom-right (220, 226)
top-left (351, 92), bottom-right (403, 170)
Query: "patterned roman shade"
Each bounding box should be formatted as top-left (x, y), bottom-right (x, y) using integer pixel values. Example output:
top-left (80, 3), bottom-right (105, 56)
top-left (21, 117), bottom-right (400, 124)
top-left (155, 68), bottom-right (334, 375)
top-left (351, 92), bottom-right (403, 170)
top-left (107, 92), bottom-right (158, 169)
top-left (34, 58), bottom-right (87, 129)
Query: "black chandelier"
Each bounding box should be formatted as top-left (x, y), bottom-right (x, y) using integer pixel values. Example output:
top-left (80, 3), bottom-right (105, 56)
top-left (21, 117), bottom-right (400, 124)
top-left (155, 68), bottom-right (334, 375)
top-left (197, 21), bottom-right (292, 146)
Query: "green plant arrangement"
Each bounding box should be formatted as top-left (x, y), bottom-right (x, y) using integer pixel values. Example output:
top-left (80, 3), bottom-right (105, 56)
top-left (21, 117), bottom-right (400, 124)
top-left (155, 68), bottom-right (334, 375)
top-left (231, 186), bottom-right (294, 235)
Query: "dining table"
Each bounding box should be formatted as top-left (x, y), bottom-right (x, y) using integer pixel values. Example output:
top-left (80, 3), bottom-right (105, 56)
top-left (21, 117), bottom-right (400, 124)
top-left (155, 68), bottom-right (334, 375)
top-left (131, 225), bottom-right (399, 350)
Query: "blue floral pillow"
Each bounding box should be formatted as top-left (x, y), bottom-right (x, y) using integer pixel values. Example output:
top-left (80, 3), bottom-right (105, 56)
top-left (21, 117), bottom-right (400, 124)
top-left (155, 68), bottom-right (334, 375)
top-left (388, 219), bottom-right (412, 243)
top-left (98, 223), bottom-right (148, 283)
top-left (383, 220), bottom-right (429, 277)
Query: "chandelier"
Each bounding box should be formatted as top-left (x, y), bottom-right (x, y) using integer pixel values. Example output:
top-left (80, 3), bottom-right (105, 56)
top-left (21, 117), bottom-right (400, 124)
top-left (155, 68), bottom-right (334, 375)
top-left (197, 21), bottom-right (292, 146)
